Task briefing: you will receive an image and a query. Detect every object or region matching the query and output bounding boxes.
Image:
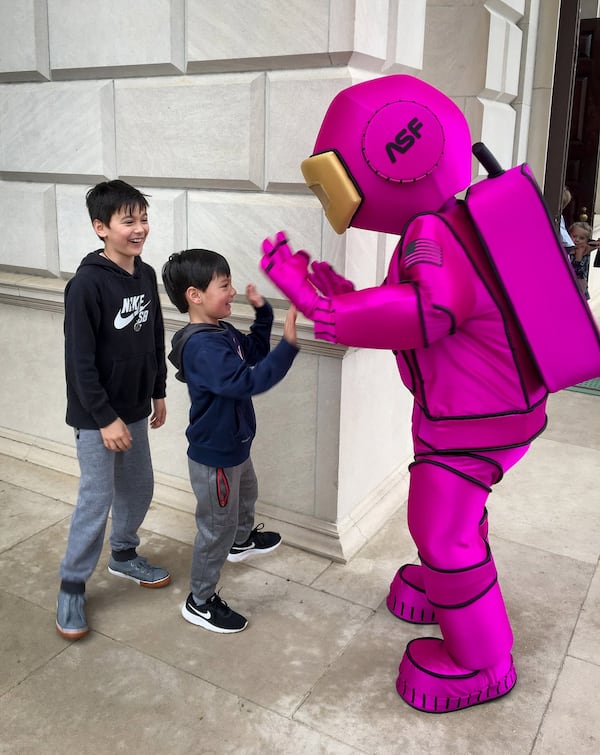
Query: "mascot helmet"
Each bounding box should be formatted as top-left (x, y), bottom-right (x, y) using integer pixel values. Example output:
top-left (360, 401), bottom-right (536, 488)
top-left (301, 75), bottom-right (472, 235)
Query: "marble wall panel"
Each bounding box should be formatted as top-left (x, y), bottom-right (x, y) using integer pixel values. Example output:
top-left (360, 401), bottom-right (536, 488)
top-left (0, 81), bottom-right (116, 180)
top-left (55, 184), bottom-right (97, 275)
top-left (186, 0), bottom-right (332, 72)
top-left (266, 70), bottom-right (354, 188)
top-left (484, 14), bottom-right (508, 99)
top-left (134, 188), bottom-right (187, 274)
top-left (504, 17), bottom-right (523, 96)
top-left (148, 329), bottom-right (191, 480)
top-left (47, 0), bottom-right (184, 78)
top-left (514, 101), bottom-right (532, 166)
top-left (512, 1), bottom-right (539, 164)
top-left (312, 354), bottom-right (343, 522)
top-left (114, 74), bottom-right (264, 188)
top-left (320, 222), bottom-right (349, 280)
top-left (501, 0), bottom-right (526, 15)
top-left (327, 0), bottom-right (357, 63)
top-left (338, 347), bottom-right (413, 518)
top-left (479, 98), bottom-right (517, 170)
top-left (526, 87), bottom-right (553, 182)
top-left (423, 6), bottom-right (489, 96)
top-left (344, 228), bottom-right (382, 290)
top-left (0, 0), bottom-right (50, 82)
top-left (483, 11), bottom-right (522, 101)
top-left (253, 352), bottom-right (321, 517)
top-left (0, 305), bottom-right (70, 445)
top-left (353, 0), bottom-right (389, 62)
top-left (0, 181), bottom-right (58, 275)
top-left (187, 191), bottom-right (324, 301)
top-left (56, 184), bottom-right (187, 276)
top-left (386, 0), bottom-right (426, 71)
top-left (533, 0), bottom-right (560, 90)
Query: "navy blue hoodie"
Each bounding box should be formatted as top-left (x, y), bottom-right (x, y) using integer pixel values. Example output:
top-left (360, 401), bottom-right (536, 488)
top-left (168, 301), bottom-right (298, 467)
top-left (64, 250), bottom-right (167, 429)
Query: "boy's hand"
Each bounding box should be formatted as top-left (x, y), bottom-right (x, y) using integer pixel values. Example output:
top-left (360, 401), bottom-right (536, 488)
top-left (101, 417), bottom-right (132, 452)
top-left (283, 305), bottom-right (298, 347)
top-left (150, 397), bottom-right (166, 429)
top-left (246, 284), bottom-right (265, 308)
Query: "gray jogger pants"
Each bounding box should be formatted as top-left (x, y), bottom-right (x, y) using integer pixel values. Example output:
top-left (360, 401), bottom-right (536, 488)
top-left (188, 456), bottom-right (257, 603)
top-left (59, 418), bottom-right (154, 585)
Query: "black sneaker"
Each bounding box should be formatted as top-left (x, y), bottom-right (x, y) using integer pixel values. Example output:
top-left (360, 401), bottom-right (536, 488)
top-left (181, 592), bottom-right (248, 633)
top-left (227, 523), bottom-right (282, 563)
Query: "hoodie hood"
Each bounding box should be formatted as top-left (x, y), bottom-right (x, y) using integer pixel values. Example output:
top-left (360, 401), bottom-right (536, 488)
top-left (79, 249), bottom-right (143, 277)
top-left (168, 322), bottom-right (225, 382)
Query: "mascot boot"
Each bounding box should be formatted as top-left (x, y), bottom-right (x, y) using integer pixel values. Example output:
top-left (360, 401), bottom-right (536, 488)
top-left (386, 508), bottom-right (489, 624)
top-left (396, 548), bottom-right (516, 713)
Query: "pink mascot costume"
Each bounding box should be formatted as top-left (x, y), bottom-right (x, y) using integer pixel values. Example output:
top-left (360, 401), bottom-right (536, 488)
top-left (260, 75), bottom-right (600, 713)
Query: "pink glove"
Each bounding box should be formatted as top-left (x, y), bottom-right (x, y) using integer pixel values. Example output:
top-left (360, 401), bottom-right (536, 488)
top-left (309, 261), bottom-right (355, 296)
top-left (261, 231), bottom-right (326, 319)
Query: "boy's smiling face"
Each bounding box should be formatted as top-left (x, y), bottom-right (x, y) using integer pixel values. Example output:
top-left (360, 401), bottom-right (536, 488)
top-left (93, 204), bottom-right (149, 270)
top-left (188, 274), bottom-right (237, 324)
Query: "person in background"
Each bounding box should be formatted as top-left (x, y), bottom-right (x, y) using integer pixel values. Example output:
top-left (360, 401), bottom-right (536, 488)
top-left (559, 186), bottom-right (574, 253)
top-left (568, 220), bottom-right (594, 299)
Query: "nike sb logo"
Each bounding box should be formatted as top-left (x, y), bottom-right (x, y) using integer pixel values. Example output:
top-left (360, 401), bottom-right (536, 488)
top-left (114, 294), bottom-right (151, 332)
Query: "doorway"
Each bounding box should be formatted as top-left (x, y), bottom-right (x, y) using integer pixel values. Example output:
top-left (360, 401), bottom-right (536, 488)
top-left (564, 18), bottom-right (600, 228)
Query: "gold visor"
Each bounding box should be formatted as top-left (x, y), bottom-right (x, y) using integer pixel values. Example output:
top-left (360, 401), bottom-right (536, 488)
top-left (301, 151), bottom-right (362, 235)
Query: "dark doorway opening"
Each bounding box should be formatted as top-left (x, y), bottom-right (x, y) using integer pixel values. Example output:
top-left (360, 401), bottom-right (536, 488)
top-left (544, 5), bottom-right (600, 232)
top-left (564, 18), bottom-right (600, 227)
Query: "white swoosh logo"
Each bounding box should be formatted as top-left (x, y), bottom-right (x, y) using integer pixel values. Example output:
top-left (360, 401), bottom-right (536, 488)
top-left (114, 311), bottom-right (137, 329)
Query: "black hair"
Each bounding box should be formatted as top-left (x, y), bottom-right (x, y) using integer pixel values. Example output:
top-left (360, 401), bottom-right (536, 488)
top-left (86, 180), bottom-right (149, 226)
top-left (162, 249), bottom-right (231, 313)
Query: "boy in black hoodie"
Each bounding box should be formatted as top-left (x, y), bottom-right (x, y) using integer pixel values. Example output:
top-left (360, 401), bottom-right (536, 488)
top-left (162, 249), bottom-right (298, 633)
top-left (57, 180), bottom-right (170, 640)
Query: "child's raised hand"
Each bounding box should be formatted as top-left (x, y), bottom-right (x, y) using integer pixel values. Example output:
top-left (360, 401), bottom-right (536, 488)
top-left (246, 283), bottom-right (265, 309)
top-left (283, 304), bottom-right (298, 347)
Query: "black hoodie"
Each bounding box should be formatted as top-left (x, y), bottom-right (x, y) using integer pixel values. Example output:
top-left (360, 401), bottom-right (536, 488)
top-left (64, 250), bottom-right (167, 429)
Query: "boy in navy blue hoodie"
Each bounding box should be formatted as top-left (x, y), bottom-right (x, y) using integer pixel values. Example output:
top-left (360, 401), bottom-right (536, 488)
top-left (162, 249), bottom-right (298, 633)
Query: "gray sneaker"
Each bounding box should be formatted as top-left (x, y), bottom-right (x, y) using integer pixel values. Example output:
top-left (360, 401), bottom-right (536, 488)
top-left (108, 555), bottom-right (171, 588)
top-left (56, 590), bottom-right (88, 640)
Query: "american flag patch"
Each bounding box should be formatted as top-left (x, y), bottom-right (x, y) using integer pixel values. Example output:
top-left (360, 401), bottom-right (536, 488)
top-left (404, 239), bottom-right (443, 268)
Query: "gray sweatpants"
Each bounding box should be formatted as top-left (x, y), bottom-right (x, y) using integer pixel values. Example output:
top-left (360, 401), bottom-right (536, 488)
top-left (188, 456), bottom-right (257, 603)
top-left (59, 418), bottom-right (154, 585)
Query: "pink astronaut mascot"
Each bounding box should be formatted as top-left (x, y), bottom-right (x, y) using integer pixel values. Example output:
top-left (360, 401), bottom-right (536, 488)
top-left (260, 75), bottom-right (600, 713)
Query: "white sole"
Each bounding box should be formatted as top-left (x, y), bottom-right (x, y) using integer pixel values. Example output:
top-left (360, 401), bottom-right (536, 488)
top-left (181, 604), bottom-right (247, 633)
top-left (226, 540), bottom-right (282, 563)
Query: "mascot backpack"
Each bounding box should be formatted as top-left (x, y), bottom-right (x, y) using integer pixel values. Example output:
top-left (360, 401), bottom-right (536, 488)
top-left (464, 143), bottom-right (600, 392)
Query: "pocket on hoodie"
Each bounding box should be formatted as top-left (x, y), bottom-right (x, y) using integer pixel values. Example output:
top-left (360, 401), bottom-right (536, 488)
top-left (234, 402), bottom-right (255, 444)
top-left (106, 352), bottom-right (157, 406)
